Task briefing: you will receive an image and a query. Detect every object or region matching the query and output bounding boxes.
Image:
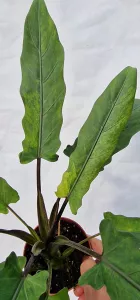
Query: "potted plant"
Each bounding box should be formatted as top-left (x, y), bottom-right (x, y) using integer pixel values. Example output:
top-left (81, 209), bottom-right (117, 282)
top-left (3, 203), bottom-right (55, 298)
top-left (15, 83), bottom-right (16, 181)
top-left (0, 0), bottom-right (140, 299)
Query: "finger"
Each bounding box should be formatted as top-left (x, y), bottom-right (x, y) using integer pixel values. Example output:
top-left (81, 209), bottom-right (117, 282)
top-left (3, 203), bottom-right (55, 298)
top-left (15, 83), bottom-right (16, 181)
top-left (74, 286), bottom-right (84, 297)
top-left (84, 285), bottom-right (96, 299)
top-left (78, 295), bottom-right (85, 300)
top-left (80, 257), bottom-right (95, 275)
top-left (89, 237), bottom-right (103, 255)
top-left (96, 286), bottom-right (110, 300)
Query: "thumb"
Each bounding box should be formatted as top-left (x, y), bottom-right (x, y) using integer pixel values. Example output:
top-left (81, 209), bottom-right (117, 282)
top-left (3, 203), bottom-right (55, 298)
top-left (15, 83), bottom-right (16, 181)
top-left (80, 257), bottom-right (96, 300)
top-left (80, 257), bottom-right (95, 275)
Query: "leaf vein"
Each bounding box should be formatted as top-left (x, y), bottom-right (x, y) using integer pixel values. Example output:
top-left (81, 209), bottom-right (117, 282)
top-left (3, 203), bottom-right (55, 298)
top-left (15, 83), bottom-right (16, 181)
top-left (27, 17), bottom-right (39, 52)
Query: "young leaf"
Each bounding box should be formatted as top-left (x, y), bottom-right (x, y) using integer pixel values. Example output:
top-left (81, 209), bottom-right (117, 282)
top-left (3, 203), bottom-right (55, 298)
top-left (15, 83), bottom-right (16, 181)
top-left (32, 241), bottom-right (45, 256)
top-left (37, 192), bottom-right (49, 241)
top-left (104, 212), bottom-right (140, 232)
top-left (56, 67), bottom-right (137, 214)
top-left (48, 288), bottom-right (70, 300)
top-left (0, 229), bottom-right (36, 245)
top-left (79, 219), bottom-right (140, 300)
top-left (0, 178), bottom-right (19, 214)
top-left (0, 256), bottom-right (26, 272)
top-left (63, 98), bottom-right (140, 159)
top-left (19, 0), bottom-right (66, 164)
top-left (49, 198), bottom-right (60, 229)
top-left (0, 252), bottom-right (48, 300)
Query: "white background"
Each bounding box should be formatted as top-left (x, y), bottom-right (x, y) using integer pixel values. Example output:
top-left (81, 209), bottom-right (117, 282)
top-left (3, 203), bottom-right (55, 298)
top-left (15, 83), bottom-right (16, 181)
top-left (0, 0), bottom-right (140, 299)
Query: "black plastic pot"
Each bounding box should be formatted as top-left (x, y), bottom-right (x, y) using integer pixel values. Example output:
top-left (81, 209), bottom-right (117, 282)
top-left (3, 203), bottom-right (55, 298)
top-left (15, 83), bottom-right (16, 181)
top-left (24, 217), bottom-right (90, 294)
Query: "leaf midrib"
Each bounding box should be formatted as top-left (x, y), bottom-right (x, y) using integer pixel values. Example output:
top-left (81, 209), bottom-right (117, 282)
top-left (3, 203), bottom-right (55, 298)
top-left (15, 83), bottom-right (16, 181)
top-left (38, 0), bottom-right (43, 158)
top-left (68, 70), bottom-right (129, 199)
top-left (12, 276), bottom-right (24, 300)
top-left (102, 257), bottom-right (140, 292)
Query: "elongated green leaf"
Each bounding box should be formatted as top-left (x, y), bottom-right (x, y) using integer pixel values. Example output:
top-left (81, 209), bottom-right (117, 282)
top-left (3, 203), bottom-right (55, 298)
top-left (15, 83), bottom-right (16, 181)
top-left (104, 212), bottom-right (140, 232)
top-left (0, 178), bottom-right (19, 214)
top-left (37, 192), bottom-right (49, 241)
top-left (102, 97), bottom-right (140, 168)
top-left (48, 288), bottom-right (70, 300)
top-left (49, 198), bottom-right (60, 229)
top-left (0, 229), bottom-right (36, 245)
top-left (0, 252), bottom-right (48, 300)
top-left (56, 67), bottom-right (137, 214)
top-left (114, 98), bottom-right (140, 153)
top-left (79, 219), bottom-right (140, 300)
top-left (19, 0), bottom-right (66, 164)
top-left (0, 256), bottom-right (26, 272)
top-left (64, 98), bottom-right (140, 159)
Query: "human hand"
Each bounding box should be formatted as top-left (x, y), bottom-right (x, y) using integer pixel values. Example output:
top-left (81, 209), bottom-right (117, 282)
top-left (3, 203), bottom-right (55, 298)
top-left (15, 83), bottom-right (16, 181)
top-left (74, 238), bottom-right (110, 300)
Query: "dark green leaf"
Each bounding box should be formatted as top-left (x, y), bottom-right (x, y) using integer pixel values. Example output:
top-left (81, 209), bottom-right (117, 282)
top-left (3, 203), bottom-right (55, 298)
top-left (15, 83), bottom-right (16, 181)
top-left (37, 192), bottom-right (49, 241)
top-left (63, 138), bottom-right (78, 157)
top-left (56, 67), bottom-right (137, 214)
top-left (104, 212), bottom-right (140, 232)
top-left (0, 256), bottom-right (26, 272)
top-left (79, 219), bottom-right (140, 300)
top-left (49, 198), bottom-right (60, 229)
top-left (48, 288), bottom-right (70, 300)
top-left (26, 226), bottom-right (40, 242)
top-left (0, 252), bottom-right (48, 300)
top-left (0, 229), bottom-right (36, 245)
top-left (18, 271), bottom-right (48, 300)
top-left (19, 0), bottom-right (66, 164)
top-left (0, 178), bottom-right (19, 214)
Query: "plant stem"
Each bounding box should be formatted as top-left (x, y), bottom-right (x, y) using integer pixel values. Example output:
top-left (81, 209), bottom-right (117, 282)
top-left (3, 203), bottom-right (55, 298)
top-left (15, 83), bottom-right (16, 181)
top-left (56, 197), bottom-right (69, 223)
top-left (8, 205), bottom-right (29, 228)
top-left (60, 239), bottom-right (101, 260)
top-left (23, 254), bottom-right (35, 277)
top-left (7, 205), bottom-right (40, 241)
top-left (46, 261), bottom-right (52, 298)
top-left (37, 158), bottom-right (41, 194)
top-left (80, 233), bottom-right (100, 244)
top-left (12, 254), bottom-right (35, 300)
top-left (62, 233), bottom-right (100, 258)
